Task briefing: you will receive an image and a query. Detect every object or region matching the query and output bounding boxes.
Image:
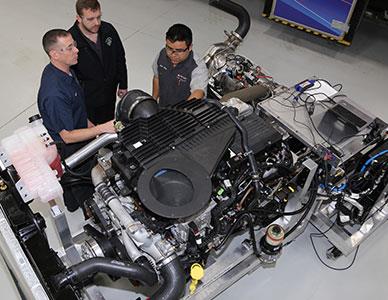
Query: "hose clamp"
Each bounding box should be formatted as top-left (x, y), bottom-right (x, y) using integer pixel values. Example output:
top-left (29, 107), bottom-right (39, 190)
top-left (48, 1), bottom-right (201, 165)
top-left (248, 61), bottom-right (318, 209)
top-left (243, 150), bottom-right (253, 157)
top-left (159, 254), bottom-right (177, 267)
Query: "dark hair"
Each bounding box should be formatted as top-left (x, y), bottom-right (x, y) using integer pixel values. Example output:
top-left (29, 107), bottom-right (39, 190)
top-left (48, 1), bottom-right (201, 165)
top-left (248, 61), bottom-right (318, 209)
top-left (76, 0), bottom-right (101, 16)
top-left (42, 29), bottom-right (70, 55)
top-left (166, 24), bottom-right (192, 46)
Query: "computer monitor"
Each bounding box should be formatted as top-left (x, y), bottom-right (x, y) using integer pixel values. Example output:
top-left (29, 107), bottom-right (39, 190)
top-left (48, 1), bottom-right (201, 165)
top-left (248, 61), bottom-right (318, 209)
top-left (263, 0), bottom-right (370, 45)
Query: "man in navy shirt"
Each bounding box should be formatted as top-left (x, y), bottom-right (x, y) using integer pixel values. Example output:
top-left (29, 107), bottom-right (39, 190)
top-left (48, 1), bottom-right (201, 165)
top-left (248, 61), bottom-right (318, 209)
top-left (38, 29), bottom-right (115, 211)
top-left (38, 29), bottom-right (115, 158)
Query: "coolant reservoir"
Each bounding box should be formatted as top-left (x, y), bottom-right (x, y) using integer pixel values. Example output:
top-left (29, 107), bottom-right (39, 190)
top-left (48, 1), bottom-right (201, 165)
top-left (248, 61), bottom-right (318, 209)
top-left (0, 116), bottom-right (63, 202)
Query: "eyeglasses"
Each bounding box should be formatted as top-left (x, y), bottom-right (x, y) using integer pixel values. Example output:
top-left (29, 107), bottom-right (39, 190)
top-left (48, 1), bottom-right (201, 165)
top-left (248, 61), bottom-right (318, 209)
top-left (165, 44), bottom-right (189, 54)
top-left (58, 41), bottom-right (77, 52)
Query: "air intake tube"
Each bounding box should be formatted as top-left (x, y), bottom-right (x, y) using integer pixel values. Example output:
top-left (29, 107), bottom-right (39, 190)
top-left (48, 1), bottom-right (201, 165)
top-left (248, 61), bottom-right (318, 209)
top-left (52, 257), bottom-right (158, 289)
top-left (152, 257), bottom-right (185, 300)
top-left (209, 0), bottom-right (251, 39)
top-left (206, 99), bottom-right (261, 194)
top-left (220, 84), bottom-right (271, 103)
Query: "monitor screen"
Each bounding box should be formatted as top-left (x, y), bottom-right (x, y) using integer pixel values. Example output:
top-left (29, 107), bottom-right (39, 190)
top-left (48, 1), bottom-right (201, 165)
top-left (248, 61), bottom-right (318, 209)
top-left (272, 0), bottom-right (355, 37)
top-left (263, 0), bottom-right (370, 43)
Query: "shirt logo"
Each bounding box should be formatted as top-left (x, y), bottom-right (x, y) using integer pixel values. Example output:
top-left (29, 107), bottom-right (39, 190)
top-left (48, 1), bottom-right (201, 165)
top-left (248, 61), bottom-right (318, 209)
top-left (176, 74), bottom-right (188, 86)
top-left (159, 64), bottom-right (168, 71)
top-left (105, 37), bottom-right (112, 46)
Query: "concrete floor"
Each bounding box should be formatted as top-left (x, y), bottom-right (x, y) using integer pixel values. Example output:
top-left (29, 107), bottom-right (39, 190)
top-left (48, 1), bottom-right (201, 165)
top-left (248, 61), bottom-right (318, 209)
top-left (0, 0), bottom-right (387, 299)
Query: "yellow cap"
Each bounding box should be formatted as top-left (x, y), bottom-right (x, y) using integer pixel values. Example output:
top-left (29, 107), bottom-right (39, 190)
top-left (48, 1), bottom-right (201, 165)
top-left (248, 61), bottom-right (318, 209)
top-left (190, 263), bottom-right (204, 281)
top-left (189, 263), bottom-right (204, 294)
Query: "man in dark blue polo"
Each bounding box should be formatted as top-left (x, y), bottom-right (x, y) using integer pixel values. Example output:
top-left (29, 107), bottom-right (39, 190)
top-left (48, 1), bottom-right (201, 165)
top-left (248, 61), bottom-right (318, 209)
top-left (152, 24), bottom-right (208, 107)
top-left (37, 29), bottom-right (115, 211)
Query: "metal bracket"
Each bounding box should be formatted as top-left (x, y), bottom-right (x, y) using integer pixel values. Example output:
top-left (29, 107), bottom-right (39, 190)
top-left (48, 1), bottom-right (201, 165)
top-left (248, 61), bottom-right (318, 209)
top-left (83, 285), bottom-right (106, 300)
top-left (283, 158), bottom-right (319, 242)
top-left (311, 183), bottom-right (388, 256)
top-left (15, 180), bottom-right (34, 203)
top-left (0, 148), bottom-right (11, 171)
top-left (49, 202), bottom-right (81, 264)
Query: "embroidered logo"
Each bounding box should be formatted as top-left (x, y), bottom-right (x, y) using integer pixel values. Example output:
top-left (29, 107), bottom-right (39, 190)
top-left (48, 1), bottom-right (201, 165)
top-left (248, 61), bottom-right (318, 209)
top-left (159, 64), bottom-right (168, 71)
top-left (176, 74), bottom-right (188, 86)
top-left (105, 37), bottom-right (112, 46)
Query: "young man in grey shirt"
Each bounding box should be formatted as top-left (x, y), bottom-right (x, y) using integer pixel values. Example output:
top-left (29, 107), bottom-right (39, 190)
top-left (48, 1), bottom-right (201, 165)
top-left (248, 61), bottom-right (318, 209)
top-left (152, 24), bottom-right (208, 107)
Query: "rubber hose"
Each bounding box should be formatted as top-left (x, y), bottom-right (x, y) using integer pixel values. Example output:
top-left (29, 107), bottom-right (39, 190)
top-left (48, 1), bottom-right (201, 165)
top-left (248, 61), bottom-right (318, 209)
top-left (151, 257), bottom-right (185, 300)
top-left (52, 257), bottom-right (158, 289)
top-left (209, 0), bottom-right (251, 38)
top-left (207, 99), bottom-right (261, 193)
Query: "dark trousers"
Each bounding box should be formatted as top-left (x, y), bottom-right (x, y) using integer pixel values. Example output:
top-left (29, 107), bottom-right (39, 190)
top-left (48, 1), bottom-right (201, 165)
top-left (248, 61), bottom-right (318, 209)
top-left (87, 103), bottom-right (116, 124)
top-left (61, 158), bottom-right (95, 212)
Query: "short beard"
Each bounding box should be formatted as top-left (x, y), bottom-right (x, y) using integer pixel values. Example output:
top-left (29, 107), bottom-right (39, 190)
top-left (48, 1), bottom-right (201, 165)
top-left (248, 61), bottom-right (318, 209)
top-left (80, 22), bottom-right (99, 34)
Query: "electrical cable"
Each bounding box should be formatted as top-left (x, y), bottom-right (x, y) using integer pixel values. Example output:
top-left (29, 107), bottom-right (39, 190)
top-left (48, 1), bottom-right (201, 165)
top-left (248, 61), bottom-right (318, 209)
top-left (315, 78), bottom-right (343, 92)
top-left (246, 192), bottom-right (317, 218)
top-left (215, 213), bottom-right (260, 257)
top-left (284, 181), bottom-right (318, 238)
top-left (62, 159), bottom-right (93, 180)
top-left (207, 99), bottom-right (261, 194)
top-left (310, 232), bottom-right (359, 271)
top-left (360, 150), bottom-right (388, 173)
top-left (302, 99), bottom-right (345, 156)
top-left (63, 168), bottom-right (91, 181)
top-left (270, 95), bottom-right (318, 146)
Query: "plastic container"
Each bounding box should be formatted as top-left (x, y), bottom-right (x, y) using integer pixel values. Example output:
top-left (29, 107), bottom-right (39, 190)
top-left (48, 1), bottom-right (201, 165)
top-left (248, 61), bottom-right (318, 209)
top-left (1, 119), bottom-right (63, 202)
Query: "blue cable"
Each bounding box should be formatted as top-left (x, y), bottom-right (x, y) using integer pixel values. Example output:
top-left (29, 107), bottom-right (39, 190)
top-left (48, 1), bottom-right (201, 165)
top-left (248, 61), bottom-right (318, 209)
top-left (360, 150), bottom-right (388, 173)
top-left (320, 183), bottom-right (347, 193)
top-left (331, 183), bottom-right (347, 192)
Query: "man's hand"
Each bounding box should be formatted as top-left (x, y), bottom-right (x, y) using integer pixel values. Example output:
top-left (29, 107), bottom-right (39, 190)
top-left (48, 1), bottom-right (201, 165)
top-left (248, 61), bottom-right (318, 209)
top-left (188, 89), bottom-right (205, 101)
top-left (96, 120), bottom-right (116, 134)
top-left (59, 120), bottom-right (116, 144)
top-left (117, 89), bottom-right (127, 98)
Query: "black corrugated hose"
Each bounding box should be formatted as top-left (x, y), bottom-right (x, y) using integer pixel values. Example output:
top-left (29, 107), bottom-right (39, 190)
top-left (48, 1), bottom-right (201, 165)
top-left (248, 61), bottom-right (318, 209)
top-left (209, 0), bottom-right (251, 38)
top-left (52, 257), bottom-right (158, 289)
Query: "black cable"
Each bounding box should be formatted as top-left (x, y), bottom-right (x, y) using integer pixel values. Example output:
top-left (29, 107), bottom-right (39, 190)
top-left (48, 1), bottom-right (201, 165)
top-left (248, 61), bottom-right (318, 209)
top-left (308, 208), bottom-right (359, 272)
top-left (63, 170), bottom-right (91, 181)
top-left (332, 83), bottom-right (343, 91)
top-left (299, 92), bottom-right (340, 105)
top-left (302, 100), bottom-right (345, 156)
top-left (284, 91), bottom-right (350, 151)
top-left (310, 233), bottom-right (359, 271)
top-left (269, 97), bottom-right (304, 108)
top-left (62, 159), bottom-right (92, 180)
top-left (298, 89), bottom-right (348, 110)
top-left (279, 97), bottom-right (318, 145)
top-left (215, 213), bottom-right (260, 257)
top-left (207, 99), bottom-right (261, 194)
top-left (284, 182), bottom-right (318, 238)
top-left (315, 78), bottom-right (343, 92)
top-left (245, 198), bottom-right (313, 218)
